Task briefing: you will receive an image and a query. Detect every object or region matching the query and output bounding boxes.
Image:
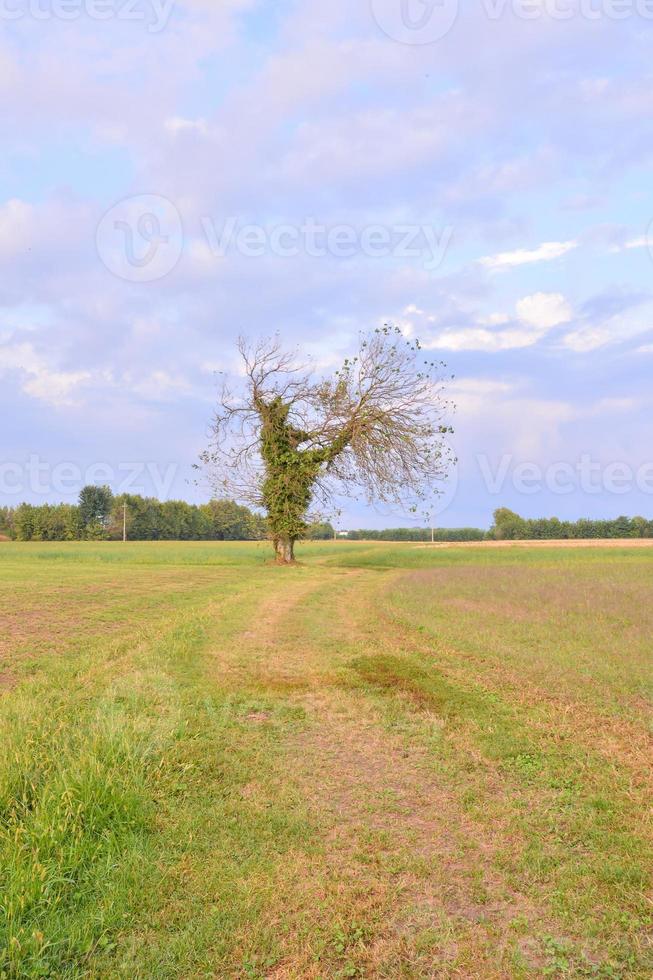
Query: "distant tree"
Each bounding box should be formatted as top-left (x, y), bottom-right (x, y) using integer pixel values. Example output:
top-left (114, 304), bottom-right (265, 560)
top-left (612, 515), bottom-right (633, 538)
top-left (0, 506), bottom-right (15, 539)
top-left (201, 328), bottom-right (454, 563)
top-left (78, 485), bottom-right (113, 539)
top-left (490, 507), bottom-right (529, 540)
top-left (632, 516), bottom-right (652, 538)
top-left (306, 521), bottom-right (335, 540)
top-left (202, 498), bottom-right (266, 540)
top-left (14, 504), bottom-right (36, 541)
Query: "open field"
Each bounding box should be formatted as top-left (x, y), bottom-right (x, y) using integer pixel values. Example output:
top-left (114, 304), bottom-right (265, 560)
top-left (0, 541), bottom-right (651, 978)
top-left (422, 540), bottom-right (653, 549)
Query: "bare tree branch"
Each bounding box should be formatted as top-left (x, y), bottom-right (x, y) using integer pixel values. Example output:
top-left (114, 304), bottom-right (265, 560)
top-left (200, 327), bottom-right (454, 562)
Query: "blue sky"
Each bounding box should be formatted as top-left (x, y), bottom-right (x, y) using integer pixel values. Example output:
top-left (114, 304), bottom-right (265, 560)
top-left (2, 0), bottom-right (653, 529)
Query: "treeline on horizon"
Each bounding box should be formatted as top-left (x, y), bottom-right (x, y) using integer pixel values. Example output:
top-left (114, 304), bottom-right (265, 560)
top-left (347, 527), bottom-right (486, 541)
top-left (0, 491), bottom-right (273, 542)
top-left (0, 493), bottom-right (651, 542)
top-left (488, 508), bottom-right (653, 540)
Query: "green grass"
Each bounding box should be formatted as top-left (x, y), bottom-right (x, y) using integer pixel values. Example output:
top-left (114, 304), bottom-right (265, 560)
top-left (0, 541), bottom-right (651, 978)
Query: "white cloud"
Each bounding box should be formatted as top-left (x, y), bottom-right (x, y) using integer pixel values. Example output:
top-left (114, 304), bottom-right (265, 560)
top-left (610, 236), bottom-right (650, 253)
top-left (478, 312), bottom-right (510, 326)
top-left (128, 370), bottom-right (190, 401)
top-left (561, 303), bottom-right (653, 353)
top-left (561, 327), bottom-right (611, 352)
top-left (479, 240), bottom-right (578, 271)
top-left (424, 292), bottom-right (572, 352)
top-left (23, 370), bottom-right (90, 405)
top-left (610, 234), bottom-right (653, 255)
top-left (0, 342), bottom-right (41, 374)
top-left (430, 326), bottom-right (535, 352)
top-left (515, 292), bottom-right (572, 330)
top-left (624, 237), bottom-right (648, 250)
top-left (610, 235), bottom-right (653, 255)
top-left (0, 342), bottom-right (90, 406)
top-left (449, 379), bottom-right (578, 458)
top-left (447, 377), bottom-right (516, 415)
top-left (165, 116), bottom-right (209, 136)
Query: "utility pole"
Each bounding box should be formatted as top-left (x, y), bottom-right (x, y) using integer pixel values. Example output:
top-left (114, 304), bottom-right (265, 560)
top-left (431, 525), bottom-right (435, 545)
top-left (123, 502), bottom-right (127, 543)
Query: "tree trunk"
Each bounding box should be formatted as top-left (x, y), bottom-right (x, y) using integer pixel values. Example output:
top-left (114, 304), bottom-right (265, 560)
top-left (274, 535), bottom-right (296, 564)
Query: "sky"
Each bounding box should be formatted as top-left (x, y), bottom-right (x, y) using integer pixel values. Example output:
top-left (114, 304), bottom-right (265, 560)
top-left (2, 0), bottom-right (653, 529)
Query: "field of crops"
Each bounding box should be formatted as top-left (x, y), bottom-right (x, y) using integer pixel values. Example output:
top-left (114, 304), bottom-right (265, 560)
top-left (0, 541), bottom-right (651, 978)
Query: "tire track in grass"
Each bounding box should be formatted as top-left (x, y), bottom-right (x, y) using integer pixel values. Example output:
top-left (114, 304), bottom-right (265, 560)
top-left (383, 568), bottom-right (653, 790)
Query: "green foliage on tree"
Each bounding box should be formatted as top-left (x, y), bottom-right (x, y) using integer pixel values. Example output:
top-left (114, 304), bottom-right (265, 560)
top-left (0, 506), bottom-right (14, 538)
top-left (257, 396), bottom-right (347, 557)
top-left (78, 485), bottom-right (113, 539)
top-left (490, 507), bottom-right (529, 540)
top-left (202, 498), bottom-right (267, 540)
top-left (13, 503), bottom-right (82, 542)
top-left (107, 495), bottom-right (267, 541)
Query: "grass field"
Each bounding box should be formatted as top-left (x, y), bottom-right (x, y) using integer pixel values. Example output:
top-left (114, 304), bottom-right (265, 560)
top-left (0, 541), bottom-right (651, 978)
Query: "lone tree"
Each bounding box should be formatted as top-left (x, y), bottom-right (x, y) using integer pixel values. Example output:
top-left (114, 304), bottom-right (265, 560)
top-left (201, 327), bottom-right (454, 563)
